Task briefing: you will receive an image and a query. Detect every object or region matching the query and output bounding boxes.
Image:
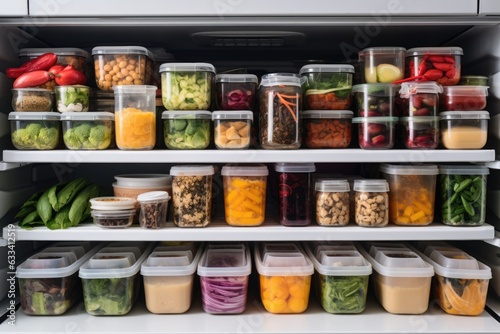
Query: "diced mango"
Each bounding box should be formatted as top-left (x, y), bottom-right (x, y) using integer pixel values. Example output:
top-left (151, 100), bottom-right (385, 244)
top-left (403, 205), bottom-right (414, 217)
top-left (410, 210), bottom-right (425, 222)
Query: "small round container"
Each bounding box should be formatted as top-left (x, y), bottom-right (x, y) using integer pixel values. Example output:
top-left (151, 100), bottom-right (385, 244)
top-left (11, 88), bottom-right (53, 111)
top-left (160, 63), bottom-right (215, 110)
top-left (212, 110), bottom-right (252, 149)
top-left (440, 86), bottom-right (489, 111)
top-left (54, 85), bottom-right (90, 112)
top-left (8, 112), bottom-right (60, 150)
top-left (302, 110), bottom-right (353, 149)
top-left (89, 197), bottom-right (137, 211)
top-left (315, 180), bottom-right (350, 226)
top-left (161, 110), bottom-right (211, 149)
top-left (137, 191), bottom-right (170, 229)
top-left (91, 210), bottom-right (136, 228)
top-left (215, 74), bottom-right (258, 110)
top-left (405, 47), bottom-right (463, 86)
top-left (459, 75), bottom-right (488, 86)
top-left (399, 81), bottom-right (443, 117)
top-left (439, 111), bottom-right (489, 149)
top-left (60, 112), bottom-right (114, 150)
top-left (299, 64), bottom-right (354, 110)
top-left (353, 180), bottom-right (389, 227)
top-left (351, 83), bottom-right (399, 117)
top-left (113, 85), bottom-right (157, 150)
top-left (352, 116), bottom-right (398, 149)
top-left (358, 47), bottom-right (405, 83)
top-left (400, 116), bottom-right (439, 149)
top-left (113, 174), bottom-right (172, 199)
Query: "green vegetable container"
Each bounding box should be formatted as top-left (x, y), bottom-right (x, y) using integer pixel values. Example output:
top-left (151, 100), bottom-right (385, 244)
top-left (60, 112), bottom-right (114, 150)
top-left (55, 85), bottom-right (90, 112)
top-left (8, 112), bottom-right (61, 150)
top-left (162, 110), bottom-right (211, 149)
top-left (439, 165), bottom-right (489, 226)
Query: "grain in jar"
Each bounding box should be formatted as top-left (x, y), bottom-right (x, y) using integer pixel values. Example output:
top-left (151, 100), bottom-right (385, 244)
top-left (315, 179), bottom-right (350, 226)
top-left (353, 179), bottom-right (389, 227)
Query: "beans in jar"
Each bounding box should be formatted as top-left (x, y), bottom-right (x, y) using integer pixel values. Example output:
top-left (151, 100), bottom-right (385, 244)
top-left (316, 191), bottom-right (350, 226)
top-left (354, 192), bottom-right (388, 227)
top-left (172, 175), bottom-right (212, 227)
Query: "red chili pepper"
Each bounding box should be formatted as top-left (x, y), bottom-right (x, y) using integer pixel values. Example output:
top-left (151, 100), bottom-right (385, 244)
top-left (6, 53), bottom-right (57, 79)
top-left (444, 56), bottom-right (455, 64)
top-left (13, 70), bottom-right (51, 88)
top-left (55, 65), bottom-right (86, 85)
top-left (428, 55), bottom-right (445, 63)
top-left (433, 63), bottom-right (454, 72)
top-left (418, 53), bottom-right (430, 76)
top-left (423, 69), bottom-right (444, 81)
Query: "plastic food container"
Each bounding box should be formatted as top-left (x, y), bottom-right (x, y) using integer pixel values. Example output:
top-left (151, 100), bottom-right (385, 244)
top-left (358, 244), bottom-right (434, 314)
top-left (380, 164), bottom-right (438, 225)
top-left (20, 47), bottom-right (89, 74)
top-left (440, 86), bottom-right (489, 111)
top-left (113, 85), bottom-right (157, 150)
top-left (12, 88), bottom-right (53, 111)
top-left (254, 243), bottom-right (314, 314)
top-left (113, 174), bottom-right (172, 199)
top-left (353, 180), bottom-right (389, 227)
top-left (358, 47), bottom-right (405, 83)
top-left (161, 110), bottom-right (211, 149)
top-left (17, 243), bottom-right (101, 315)
top-left (405, 47), bottom-right (463, 86)
top-left (221, 164), bottom-right (268, 226)
top-left (79, 243), bottom-right (153, 315)
top-left (170, 165), bottom-right (215, 227)
top-left (90, 196), bottom-right (137, 228)
top-left (197, 244), bottom-right (251, 314)
top-left (92, 46), bottom-right (154, 90)
top-left (315, 179), bottom-right (350, 226)
top-left (137, 191), bottom-right (170, 229)
top-left (399, 81), bottom-right (442, 117)
top-left (352, 116), bottom-right (397, 149)
top-left (351, 83), bottom-right (399, 117)
top-left (304, 244), bottom-right (371, 313)
top-left (459, 75), bottom-right (488, 86)
top-left (259, 73), bottom-right (302, 149)
top-left (54, 85), bottom-right (90, 112)
top-left (439, 165), bottom-right (488, 226)
top-left (212, 110), bottom-right (252, 149)
top-left (8, 112), bottom-right (60, 150)
top-left (439, 111), bottom-right (489, 149)
top-left (60, 112), bottom-right (113, 150)
top-left (400, 116), bottom-right (439, 149)
top-left (299, 64), bottom-right (354, 110)
top-left (302, 110), bottom-right (353, 149)
top-left (275, 163), bottom-right (316, 226)
top-left (141, 246), bottom-right (202, 314)
top-left (215, 74), bottom-right (258, 110)
top-left (160, 62), bottom-right (215, 110)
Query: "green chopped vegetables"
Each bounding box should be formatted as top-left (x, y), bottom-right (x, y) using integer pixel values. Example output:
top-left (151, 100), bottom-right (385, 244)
top-left (55, 85), bottom-right (90, 112)
top-left (304, 73), bottom-right (352, 99)
top-left (162, 72), bottom-right (212, 110)
top-left (63, 122), bottom-right (112, 149)
top-left (11, 122), bottom-right (59, 150)
top-left (164, 118), bottom-right (210, 149)
top-left (319, 275), bottom-right (369, 313)
top-left (82, 277), bottom-right (135, 315)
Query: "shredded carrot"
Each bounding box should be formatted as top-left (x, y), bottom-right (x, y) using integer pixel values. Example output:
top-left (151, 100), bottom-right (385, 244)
top-left (276, 93), bottom-right (298, 123)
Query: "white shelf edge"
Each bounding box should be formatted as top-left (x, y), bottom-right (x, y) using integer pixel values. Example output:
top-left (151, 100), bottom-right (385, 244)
top-left (0, 162), bottom-right (26, 171)
top-left (485, 161), bottom-right (500, 169)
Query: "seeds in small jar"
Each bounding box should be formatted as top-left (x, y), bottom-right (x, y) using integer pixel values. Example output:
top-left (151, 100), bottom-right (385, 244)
top-left (354, 192), bottom-right (389, 227)
top-left (172, 175), bottom-right (212, 227)
top-left (14, 95), bottom-right (52, 111)
top-left (139, 201), bottom-right (168, 229)
top-left (96, 218), bottom-right (131, 227)
top-left (316, 192), bottom-right (350, 226)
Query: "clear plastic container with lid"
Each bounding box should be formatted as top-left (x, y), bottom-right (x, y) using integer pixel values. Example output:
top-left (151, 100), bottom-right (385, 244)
top-left (113, 174), bottom-right (172, 199)
top-left (315, 179), bottom-right (350, 226)
top-left (358, 47), bottom-right (405, 83)
top-left (440, 86), bottom-right (489, 111)
top-left (351, 83), bottom-right (399, 117)
top-left (170, 165), bottom-right (215, 227)
top-left (259, 73), bottom-right (302, 149)
top-left (275, 163), bottom-right (316, 226)
top-left (113, 85), bottom-right (157, 150)
top-left (212, 110), bottom-right (253, 149)
top-left (405, 47), bottom-right (463, 86)
top-left (380, 164), bottom-right (438, 226)
top-left (352, 116), bottom-right (398, 149)
top-left (54, 85), bottom-right (91, 112)
top-left (8, 112), bottom-right (60, 150)
top-left (353, 179), bottom-right (389, 227)
top-left (459, 75), bottom-right (488, 86)
top-left (399, 81), bottom-right (443, 117)
top-left (299, 64), bottom-right (354, 110)
top-left (439, 110), bottom-right (489, 149)
top-left (197, 243), bottom-right (251, 314)
top-left (302, 110), bottom-right (353, 148)
top-left (11, 88), bottom-right (53, 111)
top-left (19, 47), bottom-right (89, 74)
top-left (400, 116), bottom-right (439, 149)
top-left (89, 196), bottom-right (137, 228)
top-left (137, 191), bottom-right (170, 229)
top-left (215, 74), bottom-right (258, 110)
top-left (60, 111), bottom-right (114, 150)
top-left (92, 46), bottom-right (155, 90)
top-left (160, 62), bottom-right (215, 110)
top-left (221, 164), bottom-right (268, 226)
top-left (161, 110), bottom-right (211, 149)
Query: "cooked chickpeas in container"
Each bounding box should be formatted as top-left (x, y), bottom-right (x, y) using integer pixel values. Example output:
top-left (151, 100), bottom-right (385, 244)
top-left (315, 180), bottom-right (350, 226)
top-left (353, 180), bottom-right (389, 227)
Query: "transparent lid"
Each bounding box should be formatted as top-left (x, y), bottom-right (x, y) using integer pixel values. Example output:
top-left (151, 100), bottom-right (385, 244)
top-left (369, 242), bottom-right (410, 258)
top-left (89, 197), bottom-right (137, 210)
top-left (43, 246), bottom-right (86, 259)
top-left (90, 209), bottom-right (136, 218)
top-left (400, 116), bottom-right (439, 123)
top-left (353, 179), bottom-right (389, 192)
top-left (301, 110), bottom-right (353, 119)
top-left (141, 248), bottom-right (202, 277)
top-left (8, 111), bottom-right (60, 121)
top-left (159, 62), bottom-right (215, 73)
top-left (380, 164), bottom-right (439, 176)
top-left (399, 81), bottom-right (443, 96)
top-left (260, 73), bottom-right (303, 88)
top-left (442, 86), bottom-right (489, 96)
top-left (114, 174), bottom-right (172, 187)
top-left (406, 46), bottom-right (464, 57)
top-left (113, 85), bottom-right (157, 94)
top-left (359, 47), bottom-right (406, 59)
top-left (254, 244), bottom-right (314, 277)
top-left (91, 46), bottom-right (153, 58)
top-left (12, 88), bottom-right (52, 93)
top-left (215, 74), bottom-right (258, 84)
top-left (439, 165), bottom-right (490, 175)
top-left (315, 179), bottom-right (350, 192)
top-left (212, 110), bottom-right (253, 121)
top-left (170, 165), bottom-right (215, 176)
top-left (99, 246), bottom-right (142, 262)
top-left (304, 245), bottom-right (372, 276)
top-left (197, 247), bottom-right (251, 277)
top-left (24, 252), bottom-right (77, 269)
top-left (20, 47), bottom-right (90, 61)
top-left (161, 110), bottom-right (212, 119)
top-left (351, 83), bottom-right (400, 95)
top-left (274, 163), bottom-right (316, 173)
top-left (51, 241), bottom-right (94, 252)
top-left (137, 191), bottom-right (170, 202)
top-left (263, 242), bottom-right (300, 253)
top-left (221, 164), bottom-right (268, 177)
top-left (87, 252), bottom-right (136, 269)
top-left (352, 116), bottom-right (398, 123)
top-left (59, 111), bottom-right (114, 121)
top-left (299, 64), bottom-right (355, 75)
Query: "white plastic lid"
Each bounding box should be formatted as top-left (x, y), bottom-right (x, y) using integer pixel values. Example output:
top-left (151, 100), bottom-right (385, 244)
top-left (406, 46), bottom-right (463, 56)
top-left (113, 85), bottom-right (157, 94)
top-left (353, 179), bottom-right (389, 192)
top-left (351, 83), bottom-right (400, 95)
top-left (89, 197), bottom-right (137, 210)
top-left (439, 110), bottom-right (490, 120)
top-left (442, 86), bottom-right (489, 96)
top-left (274, 163), bottom-right (316, 173)
top-left (159, 62), bottom-right (215, 73)
top-left (380, 164), bottom-right (439, 175)
top-left (20, 47), bottom-right (90, 61)
top-left (304, 245), bottom-right (372, 277)
top-left (114, 174), bottom-right (172, 187)
top-left (99, 246), bottom-right (142, 262)
top-left (141, 248), bottom-right (202, 277)
top-left (399, 81), bottom-right (443, 96)
top-left (301, 110), bottom-right (353, 119)
top-left (263, 243), bottom-right (300, 253)
top-left (215, 74), bottom-right (258, 84)
top-left (91, 46), bottom-right (153, 58)
top-left (197, 247), bottom-right (251, 277)
top-left (8, 112), bottom-right (60, 121)
top-left (43, 246), bottom-right (86, 260)
top-left (359, 47), bottom-right (406, 59)
top-left (221, 164), bottom-right (268, 177)
top-left (59, 112), bottom-right (114, 121)
top-left (352, 116), bottom-right (398, 124)
top-left (170, 165), bottom-right (215, 176)
top-left (315, 179), bottom-right (350, 192)
top-left (87, 252), bottom-right (136, 269)
top-left (254, 244), bottom-right (314, 276)
top-left (11, 88), bottom-right (52, 93)
top-left (212, 110), bottom-right (253, 121)
top-left (137, 191), bottom-right (170, 202)
top-left (400, 116), bottom-right (439, 123)
top-left (299, 64), bottom-right (355, 74)
top-left (439, 165), bottom-right (490, 175)
top-left (161, 110), bottom-right (212, 119)
top-left (260, 73), bottom-right (303, 88)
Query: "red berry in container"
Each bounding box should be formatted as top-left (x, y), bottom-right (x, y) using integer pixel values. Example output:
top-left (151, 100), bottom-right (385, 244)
top-left (440, 86), bottom-right (489, 111)
top-left (399, 81), bottom-right (442, 117)
top-left (352, 83), bottom-right (399, 117)
top-left (400, 116), bottom-right (439, 149)
top-left (215, 74), bottom-right (258, 110)
top-left (352, 116), bottom-right (398, 149)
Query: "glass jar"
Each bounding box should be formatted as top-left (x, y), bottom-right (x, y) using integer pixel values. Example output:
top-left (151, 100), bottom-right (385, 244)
top-left (353, 180), bottom-right (389, 227)
top-left (315, 179), bottom-right (350, 226)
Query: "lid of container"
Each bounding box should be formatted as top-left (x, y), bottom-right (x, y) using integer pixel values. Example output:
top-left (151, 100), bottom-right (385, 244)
top-left (314, 244), bottom-right (358, 258)
top-left (380, 164), bottom-right (439, 175)
top-left (112, 85), bottom-right (157, 94)
top-left (263, 242), bottom-right (300, 253)
top-left (141, 248), bottom-right (202, 277)
top-left (351, 83), bottom-right (400, 95)
top-left (43, 246), bottom-right (86, 259)
top-left (302, 110), bottom-right (354, 119)
top-left (90, 209), bottom-right (136, 218)
top-left (25, 252), bottom-right (78, 269)
top-left (91, 46), bottom-right (153, 58)
top-left (215, 74), bottom-right (258, 84)
top-left (400, 116), bottom-right (439, 123)
top-left (52, 241), bottom-right (94, 252)
top-left (274, 163), bottom-right (316, 173)
top-left (441, 86), bottom-right (489, 96)
top-left (369, 243), bottom-right (410, 258)
top-left (59, 111), bottom-right (114, 121)
top-left (137, 191), bottom-right (170, 202)
top-left (315, 179), bottom-right (350, 192)
top-left (260, 73), bottom-right (303, 87)
top-left (11, 88), bottom-right (52, 93)
top-left (20, 47), bottom-right (90, 61)
top-left (359, 47), bottom-right (406, 59)
top-left (304, 246), bottom-right (372, 276)
top-left (399, 81), bottom-right (443, 96)
top-left (440, 110), bottom-right (490, 119)
top-left (90, 197), bottom-right (137, 210)
top-left (99, 246), bottom-right (142, 262)
top-left (161, 110), bottom-right (212, 119)
top-left (438, 165), bottom-right (490, 175)
top-left (87, 252), bottom-right (136, 269)
top-left (353, 179), bottom-right (389, 192)
top-left (159, 62), bottom-right (215, 73)
top-left (114, 174), bottom-right (172, 187)
top-left (406, 46), bottom-right (463, 57)
top-left (299, 64), bottom-right (355, 75)
top-left (254, 246), bottom-right (314, 276)
top-left (221, 164), bottom-right (268, 176)
top-left (197, 247), bottom-right (251, 277)
top-left (8, 111), bottom-right (60, 121)
top-left (170, 165), bottom-right (215, 176)
top-left (352, 116), bottom-right (399, 123)
top-left (459, 75), bottom-right (489, 85)
top-left (208, 242), bottom-right (246, 250)
top-left (212, 110), bottom-right (253, 121)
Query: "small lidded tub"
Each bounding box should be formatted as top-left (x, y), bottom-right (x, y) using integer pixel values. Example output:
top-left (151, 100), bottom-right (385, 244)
top-left (405, 47), bottom-right (463, 86)
top-left (137, 191), bottom-right (170, 229)
top-left (459, 75), bottom-right (488, 86)
top-left (60, 112), bottom-right (114, 150)
top-left (90, 197), bottom-right (137, 229)
top-left (352, 116), bottom-right (398, 149)
top-left (400, 116), bottom-right (439, 149)
top-left (12, 88), bottom-right (53, 111)
top-left (353, 179), bottom-right (389, 227)
top-left (399, 81), bottom-right (442, 117)
top-left (215, 74), bottom-right (258, 110)
top-left (302, 110), bottom-right (353, 149)
top-left (160, 62), bottom-right (216, 110)
top-left (212, 110), bottom-right (252, 149)
top-left (440, 86), bottom-right (489, 111)
top-left (299, 64), bottom-right (354, 110)
top-left (315, 179), bottom-right (350, 226)
top-left (358, 47), bottom-right (405, 83)
top-left (439, 111), bottom-right (489, 149)
top-left (8, 112), bottom-right (60, 150)
top-left (162, 110), bottom-right (211, 149)
top-left (54, 85), bottom-right (91, 112)
top-left (113, 174), bottom-right (172, 199)
top-left (351, 83), bottom-right (399, 117)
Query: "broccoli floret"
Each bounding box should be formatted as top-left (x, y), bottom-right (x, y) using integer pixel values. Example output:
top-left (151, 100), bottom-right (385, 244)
top-left (87, 125), bottom-right (111, 149)
top-left (73, 123), bottom-right (92, 140)
top-left (12, 123), bottom-right (58, 149)
top-left (37, 127), bottom-right (59, 149)
top-left (64, 123), bottom-right (111, 149)
top-left (63, 128), bottom-right (83, 149)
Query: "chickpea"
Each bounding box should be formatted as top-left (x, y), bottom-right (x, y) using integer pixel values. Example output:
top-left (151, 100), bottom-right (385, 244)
top-left (94, 53), bottom-right (151, 90)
